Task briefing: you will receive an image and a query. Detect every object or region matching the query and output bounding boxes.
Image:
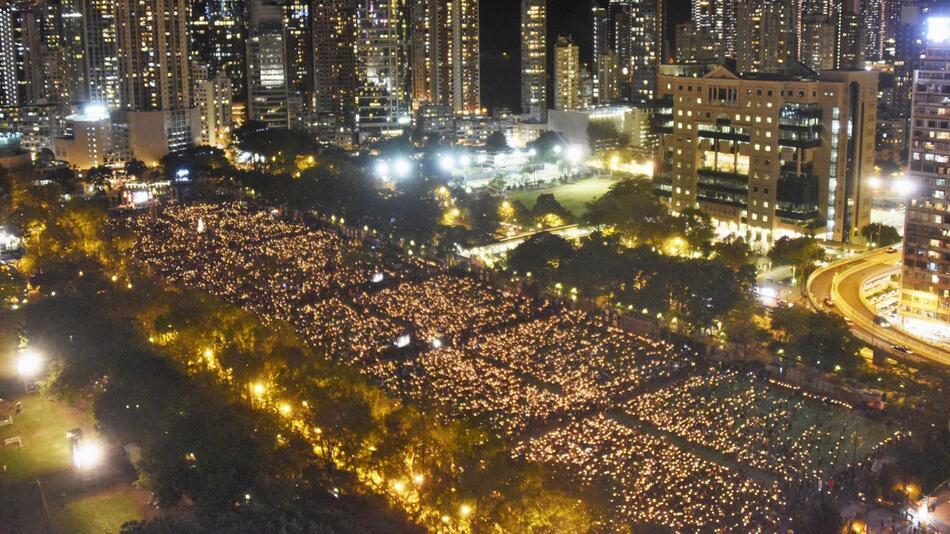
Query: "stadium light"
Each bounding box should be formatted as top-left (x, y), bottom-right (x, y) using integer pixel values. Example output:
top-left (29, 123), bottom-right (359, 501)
top-left (566, 145), bottom-right (583, 165)
top-left (393, 158), bottom-right (412, 179)
top-left (439, 154), bottom-right (456, 173)
top-left (374, 160), bottom-right (390, 179)
top-left (928, 17), bottom-right (950, 43)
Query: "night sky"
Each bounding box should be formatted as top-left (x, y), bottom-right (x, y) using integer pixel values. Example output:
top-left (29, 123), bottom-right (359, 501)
top-left (480, 0), bottom-right (692, 112)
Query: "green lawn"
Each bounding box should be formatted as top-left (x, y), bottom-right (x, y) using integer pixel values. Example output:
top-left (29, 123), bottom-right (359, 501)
top-left (50, 489), bottom-right (147, 534)
top-left (0, 311), bottom-right (150, 533)
top-left (0, 392), bottom-right (90, 483)
top-left (508, 176), bottom-right (619, 218)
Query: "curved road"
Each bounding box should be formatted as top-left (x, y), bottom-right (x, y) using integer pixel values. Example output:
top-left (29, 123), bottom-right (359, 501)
top-left (808, 249), bottom-right (950, 367)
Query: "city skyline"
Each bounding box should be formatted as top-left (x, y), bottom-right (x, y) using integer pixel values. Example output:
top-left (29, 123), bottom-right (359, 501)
top-left (0, 0), bottom-right (948, 532)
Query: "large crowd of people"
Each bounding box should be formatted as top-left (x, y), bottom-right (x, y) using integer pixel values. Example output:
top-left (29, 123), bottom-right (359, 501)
top-left (113, 202), bottom-right (895, 531)
top-left (513, 415), bottom-right (784, 531)
top-left (624, 368), bottom-right (895, 485)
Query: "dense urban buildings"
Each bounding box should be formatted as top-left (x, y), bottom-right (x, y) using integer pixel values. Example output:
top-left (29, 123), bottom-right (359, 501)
top-left (900, 16), bottom-right (950, 324)
top-left (2, 2), bottom-right (950, 534)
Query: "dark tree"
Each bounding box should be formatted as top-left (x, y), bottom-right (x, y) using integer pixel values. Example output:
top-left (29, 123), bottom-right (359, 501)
top-left (532, 193), bottom-right (575, 226)
top-left (771, 306), bottom-right (862, 371)
top-left (585, 179), bottom-right (674, 245)
top-left (860, 223), bottom-right (901, 247)
top-left (486, 131), bottom-right (509, 152)
top-left (768, 236), bottom-right (824, 294)
top-left (125, 159), bottom-right (148, 179)
top-left (507, 232), bottom-right (575, 283)
top-left (712, 236), bottom-right (755, 270)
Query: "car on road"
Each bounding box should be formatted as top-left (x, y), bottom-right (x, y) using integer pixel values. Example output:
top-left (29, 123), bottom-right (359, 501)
top-left (886, 246), bottom-right (898, 253)
top-left (891, 344), bottom-right (913, 355)
top-left (874, 315), bottom-right (891, 328)
top-left (823, 297), bottom-right (835, 307)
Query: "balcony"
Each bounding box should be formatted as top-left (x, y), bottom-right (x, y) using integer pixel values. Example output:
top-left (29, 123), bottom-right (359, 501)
top-left (697, 189), bottom-right (747, 209)
top-left (697, 168), bottom-right (750, 194)
top-left (697, 123), bottom-right (751, 142)
top-left (776, 201), bottom-right (820, 221)
top-left (778, 103), bottom-right (823, 148)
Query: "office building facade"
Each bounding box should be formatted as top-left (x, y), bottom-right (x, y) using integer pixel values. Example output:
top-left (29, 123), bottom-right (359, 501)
top-left (653, 64), bottom-right (878, 246)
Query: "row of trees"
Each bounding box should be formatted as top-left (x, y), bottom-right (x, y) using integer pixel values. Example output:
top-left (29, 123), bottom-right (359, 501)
top-left (508, 230), bottom-right (756, 332)
top-left (4, 168), bottom-right (597, 533)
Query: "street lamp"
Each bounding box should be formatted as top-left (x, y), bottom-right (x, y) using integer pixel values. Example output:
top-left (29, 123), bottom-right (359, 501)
top-left (73, 440), bottom-right (104, 470)
top-left (16, 349), bottom-right (42, 380)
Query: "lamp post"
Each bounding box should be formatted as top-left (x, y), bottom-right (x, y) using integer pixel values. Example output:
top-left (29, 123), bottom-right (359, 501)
top-left (16, 348), bottom-right (43, 392)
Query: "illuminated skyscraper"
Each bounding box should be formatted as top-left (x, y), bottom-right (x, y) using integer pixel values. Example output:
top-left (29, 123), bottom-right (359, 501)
top-left (834, 0), bottom-right (863, 69)
top-left (900, 16), bottom-right (950, 324)
top-left (592, 2), bottom-right (610, 103)
top-left (409, 0), bottom-right (480, 114)
top-left (83, 0), bottom-right (119, 108)
top-left (604, 0), bottom-right (660, 102)
top-left (354, 0), bottom-right (410, 142)
top-left (521, 0), bottom-right (546, 122)
top-left (554, 36), bottom-right (582, 111)
top-left (690, 0), bottom-right (736, 60)
top-left (189, 0), bottom-right (245, 95)
top-left (116, 0), bottom-right (193, 163)
top-left (312, 0), bottom-right (356, 141)
top-left (735, 0), bottom-right (796, 73)
top-left (283, 0), bottom-right (312, 112)
top-left (246, 0), bottom-right (301, 129)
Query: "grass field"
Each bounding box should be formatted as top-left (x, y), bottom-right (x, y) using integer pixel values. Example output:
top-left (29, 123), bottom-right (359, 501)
top-left (50, 488), bottom-right (147, 534)
top-left (0, 393), bottom-right (97, 483)
top-left (508, 176), bottom-right (619, 218)
top-left (0, 311), bottom-right (150, 533)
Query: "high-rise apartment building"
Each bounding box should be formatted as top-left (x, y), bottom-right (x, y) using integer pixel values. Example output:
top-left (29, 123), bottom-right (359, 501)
top-left (246, 0), bottom-right (301, 129)
top-left (900, 17), bottom-right (950, 324)
top-left (735, 0), bottom-right (796, 74)
top-left (521, 0), bottom-right (546, 122)
top-left (83, 0), bottom-right (119, 108)
top-left (409, 0), bottom-right (480, 114)
top-left (116, 0), bottom-right (193, 164)
top-left (554, 36), bottom-right (583, 111)
top-left (189, 0), bottom-right (245, 95)
top-left (43, 0), bottom-right (87, 104)
top-left (193, 70), bottom-right (233, 148)
top-left (284, 0), bottom-right (312, 113)
top-left (607, 0), bottom-right (660, 102)
top-left (690, 0), bottom-right (736, 61)
top-left (354, 0), bottom-right (409, 142)
top-left (312, 0), bottom-right (356, 143)
top-left (0, 2), bottom-right (46, 107)
top-left (835, 0), bottom-right (863, 69)
top-left (800, 13), bottom-right (837, 71)
top-left (893, 1), bottom-right (937, 118)
top-left (653, 64), bottom-right (879, 246)
top-left (592, 2), bottom-right (609, 103)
